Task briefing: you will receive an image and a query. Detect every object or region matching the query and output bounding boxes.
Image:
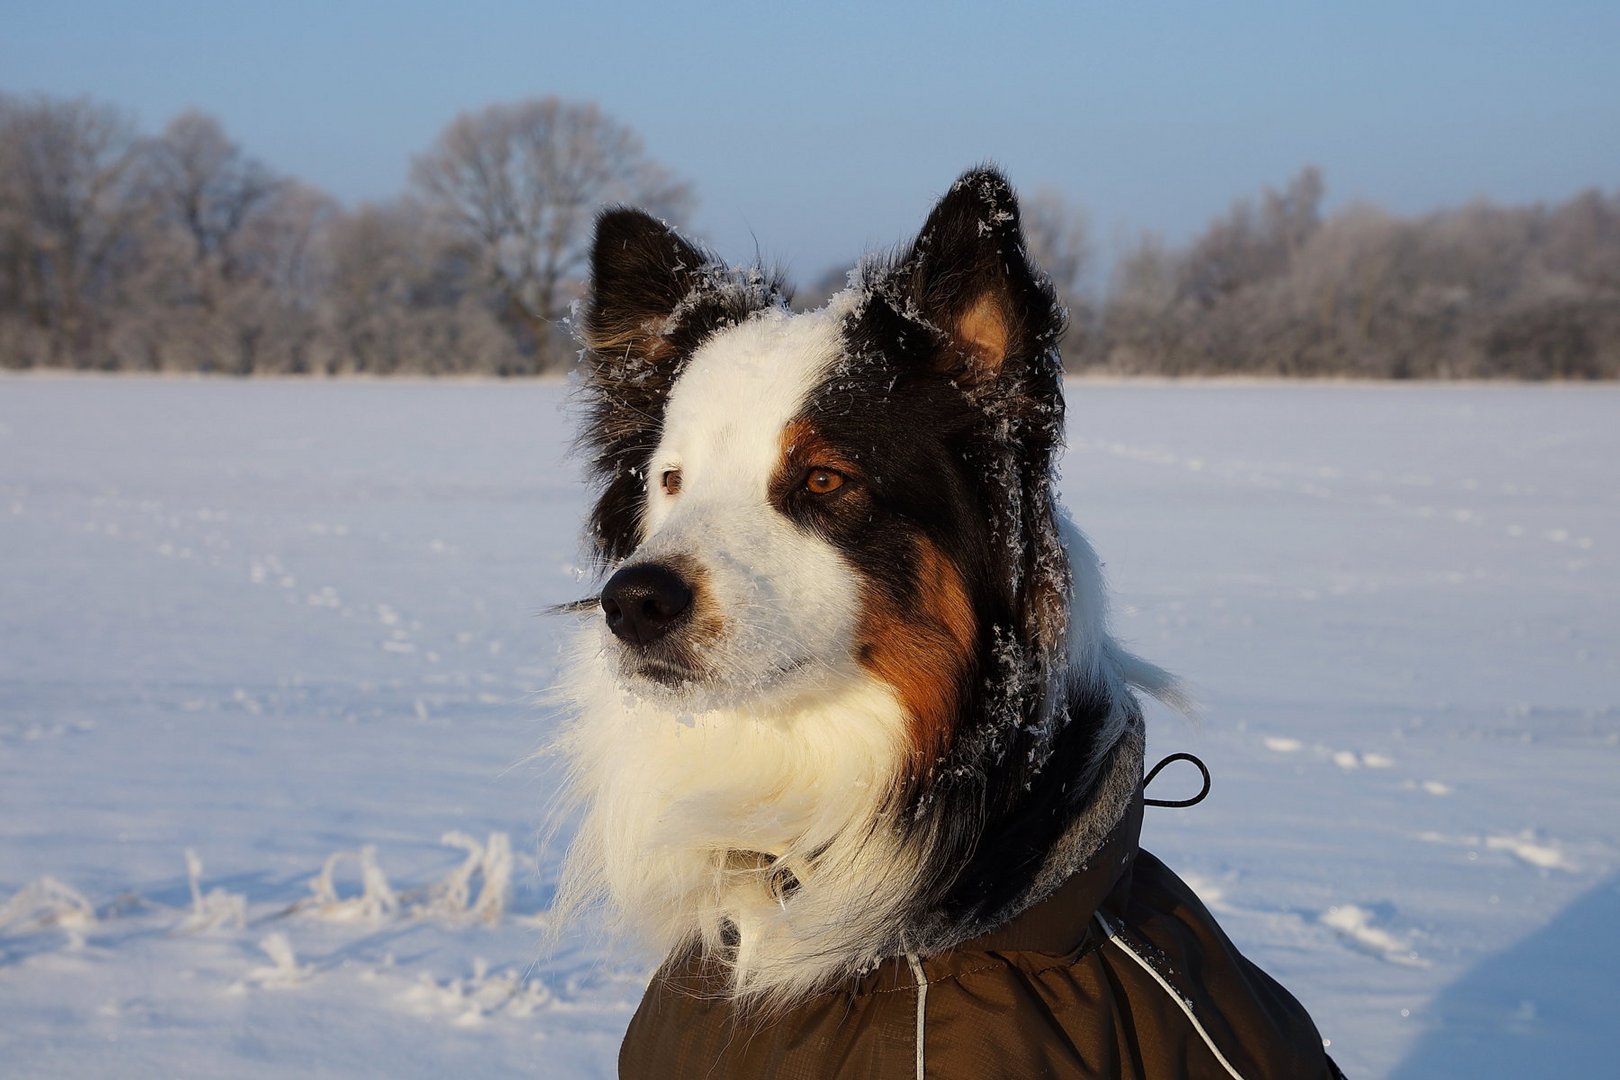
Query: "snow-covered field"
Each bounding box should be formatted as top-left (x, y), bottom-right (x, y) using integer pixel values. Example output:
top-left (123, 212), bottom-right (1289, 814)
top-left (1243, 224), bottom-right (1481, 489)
top-left (2, 376), bottom-right (1616, 1078)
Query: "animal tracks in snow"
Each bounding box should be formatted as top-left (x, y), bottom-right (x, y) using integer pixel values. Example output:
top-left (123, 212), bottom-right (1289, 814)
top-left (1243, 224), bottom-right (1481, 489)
top-left (1417, 829), bottom-right (1580, 873)
top-left (1179, 871), bottom-right (1430, 969)
top-left (1258, 731), bottom-right (1460, 804)
top-left (1319, 903), bottom-right (1429, 967)
top-left (1257, 732), bottom-right (1594, 875)
top-left (1069, 435), bottom-right (1598, 553)
top-left (1259, 732), bottom-right (1400, 773)
top-left (1484, 834), bottom-right (1577, 871)
top-left (1412, 779), bottom-right (1454, 797)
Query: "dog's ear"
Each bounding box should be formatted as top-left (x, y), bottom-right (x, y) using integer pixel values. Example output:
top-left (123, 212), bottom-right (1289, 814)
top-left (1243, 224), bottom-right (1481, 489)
top-left (577, 209), bottom-right (788, 565)
top-left (581, 207), bottom-right (709, 364)
top-left (897, 168), bottom-right (1065, 387)
top-left (888, 171), bottom-right (1072, 700)
top-left (577, 209), bottom-right (705, 565)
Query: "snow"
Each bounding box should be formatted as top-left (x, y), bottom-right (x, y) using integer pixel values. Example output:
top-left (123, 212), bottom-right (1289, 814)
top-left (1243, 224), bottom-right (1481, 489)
top-left (3, 376), bottom-right (1618, 1078)
top-left (1320, 903), bottom-right (1427, 967)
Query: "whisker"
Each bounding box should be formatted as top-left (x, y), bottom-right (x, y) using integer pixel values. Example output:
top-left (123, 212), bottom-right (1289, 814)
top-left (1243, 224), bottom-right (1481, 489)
top-left (548, 596), bottom-right (601, 615)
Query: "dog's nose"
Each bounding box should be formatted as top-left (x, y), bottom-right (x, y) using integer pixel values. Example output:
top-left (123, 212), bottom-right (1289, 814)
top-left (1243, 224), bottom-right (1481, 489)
top-left (600, 563), bottom-right (694, 646)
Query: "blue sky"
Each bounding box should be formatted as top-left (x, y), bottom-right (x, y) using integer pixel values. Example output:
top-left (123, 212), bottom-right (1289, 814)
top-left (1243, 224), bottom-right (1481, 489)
top-left (3, 1), bottom-right (1616, 282)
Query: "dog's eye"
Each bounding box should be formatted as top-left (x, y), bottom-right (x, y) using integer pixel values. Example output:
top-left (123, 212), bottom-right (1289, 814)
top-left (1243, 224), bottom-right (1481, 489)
top-left (660, 469), bottom-right (683, 496)
top-left (803, 468), bottom-right (845, 495)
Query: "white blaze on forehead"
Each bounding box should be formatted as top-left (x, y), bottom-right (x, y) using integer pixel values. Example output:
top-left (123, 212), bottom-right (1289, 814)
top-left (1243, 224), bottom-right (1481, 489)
top-left (646, 305), bottom-right (843, 531)
top-left (631, 301), bottom-right (862, 697)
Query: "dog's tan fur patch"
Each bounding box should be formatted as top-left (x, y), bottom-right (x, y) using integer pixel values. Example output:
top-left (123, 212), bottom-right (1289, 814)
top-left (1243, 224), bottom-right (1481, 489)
top-left (956, 294), bottom-right (1009, 372)
top-left (857, 536), bottom-right (976, 769)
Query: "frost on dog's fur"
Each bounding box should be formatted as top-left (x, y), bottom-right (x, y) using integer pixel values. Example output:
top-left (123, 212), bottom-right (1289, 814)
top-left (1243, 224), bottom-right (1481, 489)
top-left (552, 168), bottom-right (1185, 1010)
top-left (575, 206), bottom-right (790, 565)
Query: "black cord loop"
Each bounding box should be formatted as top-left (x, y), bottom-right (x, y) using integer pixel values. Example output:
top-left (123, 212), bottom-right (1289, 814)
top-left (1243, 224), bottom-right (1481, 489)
top-left (1143, 752), bottom-right (1212, 808)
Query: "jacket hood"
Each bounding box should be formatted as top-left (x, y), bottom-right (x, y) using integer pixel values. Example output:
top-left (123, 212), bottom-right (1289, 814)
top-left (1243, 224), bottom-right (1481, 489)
top-left (912, 707), bottom-right (1147, 956)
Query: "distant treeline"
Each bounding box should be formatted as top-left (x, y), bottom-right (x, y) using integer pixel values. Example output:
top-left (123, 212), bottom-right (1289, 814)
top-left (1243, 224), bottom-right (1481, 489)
top-left (0, 94), bottom-right (687, 375)
top-left (1073, 168), bottom-right (1620, 379)
top-left (3, 93), bottom-right (1617, 378)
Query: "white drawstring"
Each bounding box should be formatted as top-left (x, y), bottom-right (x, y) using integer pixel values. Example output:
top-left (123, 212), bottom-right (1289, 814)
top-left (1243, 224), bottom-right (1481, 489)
top-left (905, 952), bottom-right (928, 1079)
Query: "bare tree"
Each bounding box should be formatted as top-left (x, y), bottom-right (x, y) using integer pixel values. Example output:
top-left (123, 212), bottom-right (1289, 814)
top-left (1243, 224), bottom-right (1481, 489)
top-left (1023, 186), bottom-right (1091, 300)
top-left (216, 180), bottom-right (332, 374)
top-left (315, 199), bottom-right (520, 375)
top-left (146, 111), bottom-right (280, 279)
top-left (1179, 166), bottom-right (1324, 308)
top-left (1019, 186), bottom-right (1093, 364)
top-left (1098, 233), bottom-right (1182, 373)
top-left (0, 95), bottom-right (142, 367)
top-left (410, 97), bottom-right (694, 369)
top-left (129, 111), bottom-right (332, 373)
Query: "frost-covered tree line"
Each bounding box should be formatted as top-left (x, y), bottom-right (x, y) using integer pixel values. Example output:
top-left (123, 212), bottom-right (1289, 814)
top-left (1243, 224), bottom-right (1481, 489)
top-left (0, 94), bottom-right (690, 374)
top-left (1077, 168), bottom-right (1620, 379)
top-left (2, 93), bottom-right (1615, 378)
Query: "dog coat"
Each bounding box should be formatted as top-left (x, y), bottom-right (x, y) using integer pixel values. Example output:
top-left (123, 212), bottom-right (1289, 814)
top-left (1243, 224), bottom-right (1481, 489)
top-left (619, 784), bottom-right (1345, 1079)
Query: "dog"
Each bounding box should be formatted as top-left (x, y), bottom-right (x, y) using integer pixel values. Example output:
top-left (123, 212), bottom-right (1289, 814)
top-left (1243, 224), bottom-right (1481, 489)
top-left (552, 169), bottom-right (1342, 1079)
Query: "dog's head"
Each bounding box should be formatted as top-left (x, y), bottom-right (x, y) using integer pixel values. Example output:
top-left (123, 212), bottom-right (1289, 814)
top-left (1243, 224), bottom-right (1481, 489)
top-left (576, 168), bottom-right (1069, 777)
top-left (562, 171), bottom-right (1167, 1001)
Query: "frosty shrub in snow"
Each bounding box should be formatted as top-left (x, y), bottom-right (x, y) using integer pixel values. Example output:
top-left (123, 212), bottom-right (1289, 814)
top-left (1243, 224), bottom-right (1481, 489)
top-left (179, 849), bottom-right (247, 932)
top-left (0, 876), bottom-right (97, 944)
top-left (302, 845), bottom-right (399, 924)
top-left (416, 831), bottom-right (513, 925)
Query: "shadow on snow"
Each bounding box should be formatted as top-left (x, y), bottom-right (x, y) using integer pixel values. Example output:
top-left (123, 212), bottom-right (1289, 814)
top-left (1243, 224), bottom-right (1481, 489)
top-left (1390, 872), bottom-right (1620, 1078)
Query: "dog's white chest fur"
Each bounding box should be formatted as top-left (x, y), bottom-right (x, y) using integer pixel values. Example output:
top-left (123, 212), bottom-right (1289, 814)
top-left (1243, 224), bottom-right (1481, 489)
top-left (557, 634), bottom-right (916, 1003)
